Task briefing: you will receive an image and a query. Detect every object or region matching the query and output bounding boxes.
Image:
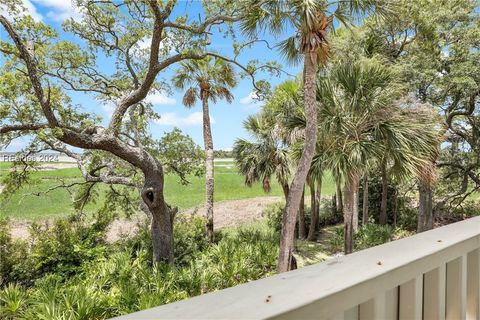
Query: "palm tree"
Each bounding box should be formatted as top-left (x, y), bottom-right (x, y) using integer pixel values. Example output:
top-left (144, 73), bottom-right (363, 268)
top-left (233, 113), bottom-right (291, 201)
top-left (307, 149), bottom-right (324, 241)
top-left (173, 57), bottom-right (237, 242)
top-left (317, 60), bottom-right (439, 254)
top-left (241, 0), bottom-right (389, 272)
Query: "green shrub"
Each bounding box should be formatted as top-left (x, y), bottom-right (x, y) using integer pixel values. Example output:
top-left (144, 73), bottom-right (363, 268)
top-left (0, 220), bottom-right (29, 286)
top-left (318, 199), bottom-right (343, 226)
top-left (0, 283), bottom-right (28, 319)
top-left (354, 223), bottom-right (393, 250)
top-left (264, 202), bottom-right (284, 232)
top-left (0, 215), bottom-right (112, 287)
top-left (328, 226), bottom-right (344, 252)
top-left (327, 223), bottom-right (397, 252)
top-left (0, 216), bottom-right (280, 319)
top-left (396, 206), bottom-right (418, 231)
top-left (446, 200), bottom-right (480, 222)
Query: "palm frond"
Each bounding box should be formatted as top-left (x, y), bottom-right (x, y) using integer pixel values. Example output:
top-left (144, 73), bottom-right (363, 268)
top-left (182, 88), bottom-right (198, 108)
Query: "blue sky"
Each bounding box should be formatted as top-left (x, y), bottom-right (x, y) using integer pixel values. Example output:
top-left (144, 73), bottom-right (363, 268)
top-left (1, 1), bottom-right (298, 151)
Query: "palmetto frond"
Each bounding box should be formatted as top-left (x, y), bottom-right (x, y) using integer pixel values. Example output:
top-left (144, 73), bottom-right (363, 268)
top-left (233, 111), bottom-right (291, 193)
top-left (173, 56), bottom-right (237, 107)
top-left (182, 87), bottom-right (198, 108)
top-left (241, 0), bottom-right (388, 66)
top-left (317, 59), bottom-right (439, 182)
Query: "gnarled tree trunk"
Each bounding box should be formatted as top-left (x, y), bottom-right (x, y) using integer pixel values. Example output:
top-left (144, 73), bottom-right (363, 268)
top-left (277, 54), bottom-right (318, 273)
top-left (343, 173), bottom-right (360, 255)
top-left (140, 159), bottom-right (176, 264)
top-left (308, 176), bottom-right (322, 241)
top-left (362, 175), bottom-right (369, 225)
top-left (201, 89), bottom-right (215, 242)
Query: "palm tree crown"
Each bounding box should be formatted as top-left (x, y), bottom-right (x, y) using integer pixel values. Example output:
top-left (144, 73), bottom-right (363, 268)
top-left (173, 56), bottom-right (237, 107)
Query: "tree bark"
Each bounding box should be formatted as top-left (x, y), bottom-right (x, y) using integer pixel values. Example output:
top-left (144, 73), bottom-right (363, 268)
top-left (336, 182), bottom-right (343, 215)
top-left (140, 159), bottom-right (176, 264)
top-left (308, 176), bottom-right (322, 241)
top-left (281, 182), bottom-right (290, 202)
top-left (343, 173), bottom-right (359, 255)
top-left (315, 178), bottom-right (322, 230)
top-left (353, 183), bottom-right (359, 232)
top-left (418, 180), bottom-right (433, 232)
top-left (201, 90), bottom-right (215, 242)
top-left (362, 175), bottom-right (369, 225)
top-left (379, 163), bottom-right (388, 225)
top-left (392, 189), bottom-right (398, 227)
top-left (277, 54), bottom-right (318, 273)
top-left (298, 187), bottom-right (306, 239)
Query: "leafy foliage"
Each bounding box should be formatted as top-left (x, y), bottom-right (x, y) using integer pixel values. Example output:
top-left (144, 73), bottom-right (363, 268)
top-left (0, 216), bottom-right (279, 319)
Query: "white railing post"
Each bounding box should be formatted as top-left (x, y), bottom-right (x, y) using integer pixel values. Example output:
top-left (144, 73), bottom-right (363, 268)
top-left (446, 255), bottom-right (467, 319)
top-left (359, 288), bottom-right (397, 320)
top-left (467, 249), bottom-right (480, 320)
top-left (424, 264), bottom-right (446, 320)
top-left (399, 275), bottom-right (423, 320)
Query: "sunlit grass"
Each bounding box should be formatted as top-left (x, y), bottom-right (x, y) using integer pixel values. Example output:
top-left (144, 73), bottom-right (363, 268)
top-left (0, 161), bottom-right (336, 220)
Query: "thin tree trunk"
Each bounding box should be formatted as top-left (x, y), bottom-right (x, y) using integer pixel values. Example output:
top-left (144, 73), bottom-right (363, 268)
top-left (281, 182), bottom-right (290, 203)
top-left (353, 183), bottom-right (359, 232)
top-left (277, 54), bottom-right (318, 273)
top-left (308, 176), bottom-right (322, 241)
top-left (315, 177), bottom-right (322, 230)
top-left (332, 195), bottom-right (337, 216)
top-left (393, 189), bottom-right (398, 227)
top-left (201, 91), bottom-right (215, 242)
top-left (336, 182), bottom-right (343, 215)
top-left (362, 175), bottom-right (369, 225)
top-left (418, 180), bottom-right (433, 232)
top-left (379, 163), bottom-right (388, 225)
top-left (343, 173), bottom-right (359, 255)
top-left (298, 187), bottom-right (306, 239)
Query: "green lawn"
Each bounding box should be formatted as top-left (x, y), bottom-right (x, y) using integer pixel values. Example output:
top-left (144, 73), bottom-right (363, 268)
top-left (0, 161), bottom-right (336, 220)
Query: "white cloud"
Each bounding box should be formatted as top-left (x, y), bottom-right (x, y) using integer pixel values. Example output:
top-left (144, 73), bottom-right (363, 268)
top-left (0, 0), bottom-right (43, 21)
top-left (145, 92), bottom-right (176, 105)
top-left (32, 0), bottom-right (76, 21)
top-left (136, 36), bottom-right (176, 55)
top-left (239, 92), bottom-right (259, 105)
top-left (154, 112), bottom-right (214, 127)
top-left (101, 103), bottom-right (115, 117)
top-left (240, 91), bottom-right (263, 111)
top-left (32, 0), bottom-right (71, 11)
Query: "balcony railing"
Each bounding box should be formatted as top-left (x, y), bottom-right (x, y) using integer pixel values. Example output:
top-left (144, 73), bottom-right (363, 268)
top-left (113, 216), bottom-right (480, 320)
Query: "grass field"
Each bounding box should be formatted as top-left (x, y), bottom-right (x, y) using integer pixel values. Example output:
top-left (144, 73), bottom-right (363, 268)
top-left (0, 160), bottom-right (335, 220)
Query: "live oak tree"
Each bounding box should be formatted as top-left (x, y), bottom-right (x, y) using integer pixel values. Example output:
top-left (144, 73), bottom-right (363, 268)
top-left (0, 0), bottom-right (270, 264)
top-left (361, 0), bottom-right (480, 230)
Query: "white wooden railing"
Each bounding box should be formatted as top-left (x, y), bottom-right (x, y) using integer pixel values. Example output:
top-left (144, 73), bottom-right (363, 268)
top-left (113, 216), bottom-right (480, 320)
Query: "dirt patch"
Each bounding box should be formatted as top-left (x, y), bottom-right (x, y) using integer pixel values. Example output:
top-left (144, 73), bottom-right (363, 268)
top-left (185, 196), bottom-right (281, 229)
top-left (35, 163), bottom-right (78, 170)
top-left (8, 196), bottom-right (282, 242)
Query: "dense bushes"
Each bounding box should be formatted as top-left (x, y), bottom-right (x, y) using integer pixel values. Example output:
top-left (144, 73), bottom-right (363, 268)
top-left (0, 216), bottom-right (278, 319)
top-left (0, 200), bottom-right (420, 319)
top-left (264, 199), bottom-right (342, 234)
top-left (328, 222), bottom-right (414, 252)
top-left (0, 214), bottom-right (111, 287)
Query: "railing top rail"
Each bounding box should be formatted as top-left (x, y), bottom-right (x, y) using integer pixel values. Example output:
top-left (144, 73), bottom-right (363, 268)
top-left (113, 216), bottom-right (480, 320)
